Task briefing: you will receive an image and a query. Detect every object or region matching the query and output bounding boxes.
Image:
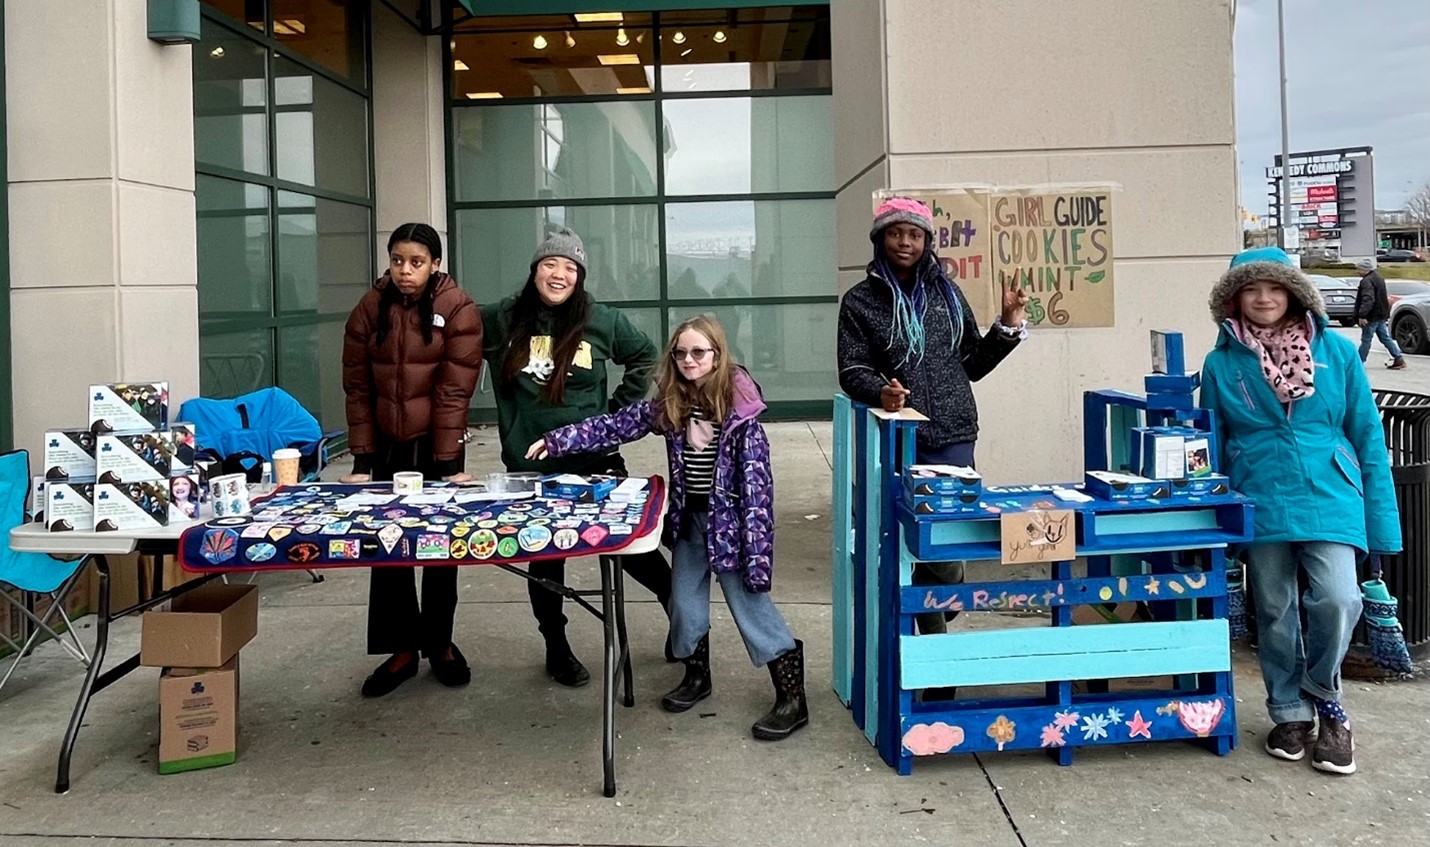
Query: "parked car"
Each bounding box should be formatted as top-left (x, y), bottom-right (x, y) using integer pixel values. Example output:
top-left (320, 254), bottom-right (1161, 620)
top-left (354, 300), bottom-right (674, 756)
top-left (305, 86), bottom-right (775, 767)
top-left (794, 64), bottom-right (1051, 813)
top-left (1308, 274), bottom-right (1359, 326)
top-left (1387, 280), bottom-right (1430, 308)
top-left (1379, 249), bottom-right (1426, 263)
top-left (1390, 293), bottom-right (1430, 356)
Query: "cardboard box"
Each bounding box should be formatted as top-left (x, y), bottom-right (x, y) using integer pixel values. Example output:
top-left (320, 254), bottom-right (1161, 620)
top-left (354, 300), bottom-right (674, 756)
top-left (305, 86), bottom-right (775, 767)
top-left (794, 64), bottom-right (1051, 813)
top-left (1167, 473), bottom-right (1232, 498)
top-left (907, 490), bottom-right (984, 516)
top-left (88, 382), bottom-right (169, 434)
top-left (540, 473), bottom-right (618, 503)
top-left (1150, 330), bottom-right (1185, 375)
top-left (94, 481), bottom-right (171, 531)
top-left (904, 464), bottom-right (983, 497)
top-left (158, 656), bottom-right (239, 774)
top-left (141, 582), bottom-right (258, 668)
top-left (96, 432), bottom-right (175, 483)
top-left (45, 481), bottom-right (95, 532)
top-left (43, 429), bottom-right (98, 481)
top-left (1084, 471), bottom-right (1169, 501)
top-left (169, 423), bottom-right (198, 473)
top-left (1072, 601), bottom-right (1144, 626)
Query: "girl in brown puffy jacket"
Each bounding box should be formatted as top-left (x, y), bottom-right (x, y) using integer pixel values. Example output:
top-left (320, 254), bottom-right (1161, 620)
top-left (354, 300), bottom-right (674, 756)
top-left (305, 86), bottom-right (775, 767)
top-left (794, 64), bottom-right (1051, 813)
top-left (340, 223), bottom-right (484, 697)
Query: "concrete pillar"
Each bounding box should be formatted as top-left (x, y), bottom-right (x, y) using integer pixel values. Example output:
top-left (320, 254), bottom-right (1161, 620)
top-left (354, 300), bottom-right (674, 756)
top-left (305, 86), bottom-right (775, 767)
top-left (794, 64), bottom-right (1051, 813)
top-left (832, 0), bottom-right (1240, 483)
top-left (371, 1), bottom-right (448, 270)
top-left (5, 0), bottom-right (197, 461)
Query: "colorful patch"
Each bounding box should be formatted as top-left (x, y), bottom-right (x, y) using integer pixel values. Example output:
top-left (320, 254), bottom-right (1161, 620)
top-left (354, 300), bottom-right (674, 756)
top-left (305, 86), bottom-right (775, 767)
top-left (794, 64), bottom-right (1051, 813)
top-left (287, 542), bottom-right (322, 563)
top-left (360, 540), bottom-right (380, 557)
top-left (451, 525), bottom-right (471, 538)
top-left (378, 523), bottom-right (403, 554)
top-left (609, 523), bottom-right (633, 536)
top-left (245, 542), bottom-right (278, 563)
top-left (506, 502), bottom-right (533, 512)
top-left (310, 514), bottom-right (340, 526)
top-left (209, 516), bottom-right (251, 527)
top-left (449, 538), bottom-right (469, 559)
top-left (383, 509), bottom-right (407, 520)
top-left (581, 525), bottom-right (609, 547)
top-left (518, 525), bottom-right (552, 553)
top-left (320, 521), bottom-right (353, 535)
top-left (477, 520), bottom-right (499, 529)
top-left (200, 529), bottom-right (239, 564)
top-left (328, 539), bottom-right (361, 559)
top-left (496, 525), bottom-right (520, 536)
top-left (497, 512), bottom-right (525, 525)
top-left (526, 518), bottom-right (551, 527)
top-left (470, 529), bottom-right (498, 559)
top-left (497, 537), bottom-right (520, 558)
top-left (398, 517), bottom-right (426, 529)
top-left (296, 523), bottom-right (322, 535)
top-left (241, 522), bottom-right (275, 538)
top-left (427, 515), bottom-right (454, 525)
top-left (416, 533), bottom-right (450, 560)
top-left (552, 528), bottom-right (579, 550)
top-left (268, 526), bottom-right (293, 542)
top-left (554, 519), bottom-right (582, 529)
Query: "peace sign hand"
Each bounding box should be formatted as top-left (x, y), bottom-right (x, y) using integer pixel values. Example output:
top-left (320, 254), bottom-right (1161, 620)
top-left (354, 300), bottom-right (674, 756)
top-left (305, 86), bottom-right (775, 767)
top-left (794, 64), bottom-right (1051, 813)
top-left (1001, 281), bottom-right (1030, 327)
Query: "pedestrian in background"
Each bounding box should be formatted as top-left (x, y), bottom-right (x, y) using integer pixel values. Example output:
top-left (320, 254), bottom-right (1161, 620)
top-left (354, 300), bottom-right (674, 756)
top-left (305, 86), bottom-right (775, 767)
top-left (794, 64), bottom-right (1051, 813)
top-left (1353, 257), bottom-right (1407, 370)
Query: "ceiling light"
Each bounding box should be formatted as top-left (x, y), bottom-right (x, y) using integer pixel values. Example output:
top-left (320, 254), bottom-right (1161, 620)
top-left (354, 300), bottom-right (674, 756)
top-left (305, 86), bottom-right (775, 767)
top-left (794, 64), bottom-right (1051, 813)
top-left (453, 59), bottom-right (469, 71)
top-left (210, 46), bottom-right (225, 58)
top-left (614, 26), bottom-right (629, 46)
top-left (616, 86), bottom-right (652, 95)
top-left (574, 12), bottom-right (623, 23)
top-left (680, 48), bottom-right (692, 57)
top-left (597, 53), bottom-right (641, 66)
top-left (713, 30), bottom-right (727, 44)
top-left (466, 92), bottom-right (503, 99)
top-left (532, 34), bottom-right (548, 50)
top-left (282, 19), bottom-right (305, 34)
top-left (672, 31), bottom-right (686, 44)
top-left (636, 32), bottom-right (644, 43)
top-left (564, 31), bottom-right (576, 48)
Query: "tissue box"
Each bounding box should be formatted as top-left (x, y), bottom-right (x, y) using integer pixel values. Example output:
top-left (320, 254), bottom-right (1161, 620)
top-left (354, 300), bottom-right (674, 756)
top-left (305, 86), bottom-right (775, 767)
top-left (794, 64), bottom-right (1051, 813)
top-left (88, 382), bottom-right (168, 434)
top-left (169, 423), bottom-right (198, 473)
top-left (1167, 473), bottom-right (1232, 498)
top-left (904, 464), bottom-right (983, 497)
top-left (540, 474), bottom-right (619, 503)
top-left (43, 429), bottom-right (98, 481)
top-left (45, 481), bottom-right (95, 532)
top-left (94, 481), bottom-right (171, 531)
top-left (170, 474), bottom-right (203, 522)
top-left (96, 432), bottom-right (175, 483)
top-left (1085, 471), bottom-right (1169, 501)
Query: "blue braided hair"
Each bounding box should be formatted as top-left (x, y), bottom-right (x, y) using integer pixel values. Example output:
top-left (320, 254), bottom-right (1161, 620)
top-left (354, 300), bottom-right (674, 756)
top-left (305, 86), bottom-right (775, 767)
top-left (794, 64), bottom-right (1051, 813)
top-left (873, 242), bottom-right (965, 366)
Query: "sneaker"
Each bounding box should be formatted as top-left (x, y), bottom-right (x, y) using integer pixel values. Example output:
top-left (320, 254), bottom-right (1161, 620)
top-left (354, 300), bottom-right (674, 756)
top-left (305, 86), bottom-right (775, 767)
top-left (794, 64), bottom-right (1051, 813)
top-left (1264, 721), bottom-right (1315, 761)
top-left (1387, 358), bottom-right (1408, 370)
top-left (1312, 717), bottom-right (1356, 775)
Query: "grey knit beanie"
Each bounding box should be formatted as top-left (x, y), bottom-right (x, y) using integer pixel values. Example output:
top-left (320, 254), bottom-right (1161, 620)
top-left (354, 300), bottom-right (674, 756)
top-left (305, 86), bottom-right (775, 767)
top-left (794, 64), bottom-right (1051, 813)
top-left (531, 227), bottom-right (588, 274)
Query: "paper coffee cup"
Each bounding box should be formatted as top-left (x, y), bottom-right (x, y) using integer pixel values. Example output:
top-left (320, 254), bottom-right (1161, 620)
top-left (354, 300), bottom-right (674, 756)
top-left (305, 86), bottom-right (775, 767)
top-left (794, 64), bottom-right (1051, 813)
top-left (393, 472), bottom-right (423, 494)
top-left (272, 448), bottom-right (301, 486)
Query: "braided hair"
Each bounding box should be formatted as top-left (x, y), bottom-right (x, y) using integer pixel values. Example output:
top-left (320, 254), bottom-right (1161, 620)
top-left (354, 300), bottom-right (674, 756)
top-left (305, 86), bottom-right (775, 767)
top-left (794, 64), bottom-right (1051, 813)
top-left (375, 223), bottom-right (443, 347)
top-left (872, 240), bottom-right (965, 367)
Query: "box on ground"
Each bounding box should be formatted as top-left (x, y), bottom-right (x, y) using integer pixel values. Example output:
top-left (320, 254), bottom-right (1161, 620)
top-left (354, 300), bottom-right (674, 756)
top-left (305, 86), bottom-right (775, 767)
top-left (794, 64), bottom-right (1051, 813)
top-left (94, 481), bottom-right (171, 531)
top-left (141, 582), bottom-right (257, 668)
top-left (540, 474), bottom-right (618, 503)
top-left (159, 656), bottom-right (239, 774)
top-left (45, 481), bottom-right (95, 532)
top-left (43, 429), bottom-right (97, 481)
top-left (96, 432), bottom-right (174, 483)
top-left (88, 382), bottom-right (168, 434)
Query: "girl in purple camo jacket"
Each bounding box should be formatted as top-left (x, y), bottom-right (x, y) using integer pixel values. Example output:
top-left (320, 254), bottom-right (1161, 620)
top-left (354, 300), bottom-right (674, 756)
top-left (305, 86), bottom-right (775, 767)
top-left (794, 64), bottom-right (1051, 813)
top-left (527, 315), bottom-right (808, 741)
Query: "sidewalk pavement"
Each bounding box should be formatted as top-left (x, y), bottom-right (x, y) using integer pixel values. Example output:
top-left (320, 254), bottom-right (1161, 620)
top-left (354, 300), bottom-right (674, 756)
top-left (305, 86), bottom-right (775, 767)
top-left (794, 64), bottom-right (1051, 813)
top-left (1, 352), bottom-right (1426, 847)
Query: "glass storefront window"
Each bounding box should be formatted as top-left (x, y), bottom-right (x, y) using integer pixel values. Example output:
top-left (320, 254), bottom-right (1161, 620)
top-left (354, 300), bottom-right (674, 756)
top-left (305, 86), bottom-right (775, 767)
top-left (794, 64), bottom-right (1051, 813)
top-left (199, 326), bottom-right (276, 399)
top-left (271, 0), bottom-right (366, 81)
top-left (456, 204), bottom-right (662, 307)
top-left (662, 96), bottom-right (831, 195)
top-left (664, 199), bottom-right (834, 299)
top-left (452, 101), bottom-right (658, 202)
top-left (201, 0), bottom-right (265, 33)
top-left (669, 302), bottom-right (836, 400)
top-left (276, 192), bottom-right (373, 315)
top-left (194, 18), bottom-right (269, 176)
top-left (278, 321), bottom-right (346, 431)
top-left (197, 175), bottom-right (272, 317)
top-left (274, 57), bottom-right (370, 198)
top-left (451, 15), bottom-right (655, 99)
top-left (657, 7), bottom-right (831, 92)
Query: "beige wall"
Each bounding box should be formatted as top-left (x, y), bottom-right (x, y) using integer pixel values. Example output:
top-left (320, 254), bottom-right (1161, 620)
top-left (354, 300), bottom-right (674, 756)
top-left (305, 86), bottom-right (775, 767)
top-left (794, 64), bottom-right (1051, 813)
top-left (371, 1), bottom-right (449, 269)
top-left (833, 0), bottom-right (1240, 483)
top-left (6, 0), bottom-right (198, 461)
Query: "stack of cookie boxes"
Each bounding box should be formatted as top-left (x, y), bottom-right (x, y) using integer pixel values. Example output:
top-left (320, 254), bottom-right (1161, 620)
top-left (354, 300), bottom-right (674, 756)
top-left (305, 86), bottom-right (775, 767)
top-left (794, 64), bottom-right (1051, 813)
top-left (903, 465), bottom-right (984, 515)
top-left (39, 382), bottom-right (203, 532)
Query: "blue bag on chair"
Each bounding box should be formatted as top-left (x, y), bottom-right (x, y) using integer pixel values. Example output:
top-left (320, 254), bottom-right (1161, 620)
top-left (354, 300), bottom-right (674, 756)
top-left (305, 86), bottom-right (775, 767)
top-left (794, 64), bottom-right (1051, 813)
top-left (177, 387), bottom-right (339, 482)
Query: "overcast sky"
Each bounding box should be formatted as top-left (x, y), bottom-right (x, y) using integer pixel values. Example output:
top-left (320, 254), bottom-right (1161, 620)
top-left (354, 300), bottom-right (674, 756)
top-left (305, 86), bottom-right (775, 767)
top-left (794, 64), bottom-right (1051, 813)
top-left (1234, 0), bottom-right (1430, 215)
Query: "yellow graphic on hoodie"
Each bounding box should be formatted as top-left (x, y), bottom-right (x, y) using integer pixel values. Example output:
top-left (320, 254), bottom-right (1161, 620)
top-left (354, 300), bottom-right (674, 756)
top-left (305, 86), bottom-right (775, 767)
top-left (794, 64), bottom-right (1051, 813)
top-left (522, 336), bottom-right (593, 383)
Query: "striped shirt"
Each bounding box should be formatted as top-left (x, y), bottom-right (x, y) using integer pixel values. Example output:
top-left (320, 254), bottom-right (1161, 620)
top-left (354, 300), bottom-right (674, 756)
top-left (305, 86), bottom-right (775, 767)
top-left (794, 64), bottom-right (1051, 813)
top-left (682, 408), bottom-right (721, 502)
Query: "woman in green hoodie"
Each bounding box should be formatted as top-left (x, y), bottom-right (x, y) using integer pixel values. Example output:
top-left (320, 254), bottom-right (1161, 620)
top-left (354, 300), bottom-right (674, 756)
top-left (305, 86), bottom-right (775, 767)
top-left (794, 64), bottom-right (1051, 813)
top-left (481, 227), bottom-right (673, 687)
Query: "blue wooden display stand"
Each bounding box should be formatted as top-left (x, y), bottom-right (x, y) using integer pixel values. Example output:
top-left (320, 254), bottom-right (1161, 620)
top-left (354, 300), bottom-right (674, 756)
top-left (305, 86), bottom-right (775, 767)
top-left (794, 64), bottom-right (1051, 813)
top-left (832, 335), bottom-right (1254, 773)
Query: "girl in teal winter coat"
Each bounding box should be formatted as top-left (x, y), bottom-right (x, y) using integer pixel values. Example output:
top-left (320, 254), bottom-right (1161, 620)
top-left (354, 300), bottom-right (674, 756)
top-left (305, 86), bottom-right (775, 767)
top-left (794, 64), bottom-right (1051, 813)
top-left (1200, 247), bottom-right (1401, 776)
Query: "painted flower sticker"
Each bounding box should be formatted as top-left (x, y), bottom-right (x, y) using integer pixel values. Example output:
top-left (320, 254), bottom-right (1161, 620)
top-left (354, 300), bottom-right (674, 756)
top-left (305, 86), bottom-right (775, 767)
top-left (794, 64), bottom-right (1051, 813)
top-left (1039, 723), bottom-right (1066, 748)
top-left (1081, 712), bottom-right (1111, 741)
top-left (1053, 710), bottom-right (1080, 730)
top-left (986, 716), bottom-right (1017, 751)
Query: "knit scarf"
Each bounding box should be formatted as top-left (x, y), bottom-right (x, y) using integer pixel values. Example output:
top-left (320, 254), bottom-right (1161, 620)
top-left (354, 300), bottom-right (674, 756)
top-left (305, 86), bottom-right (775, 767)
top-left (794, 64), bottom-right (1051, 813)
top-left (1237, 316), bottom-right (1316, 403)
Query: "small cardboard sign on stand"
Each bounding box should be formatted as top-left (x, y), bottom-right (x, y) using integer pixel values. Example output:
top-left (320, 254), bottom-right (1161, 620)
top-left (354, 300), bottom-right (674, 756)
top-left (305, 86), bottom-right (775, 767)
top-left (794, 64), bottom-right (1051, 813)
top-left (1000, 509), bottom-right (1075, 563)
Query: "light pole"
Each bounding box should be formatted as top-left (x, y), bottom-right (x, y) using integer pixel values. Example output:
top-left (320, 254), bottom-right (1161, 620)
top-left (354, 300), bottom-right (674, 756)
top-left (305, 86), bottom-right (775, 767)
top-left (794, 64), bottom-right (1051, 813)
top-left (1276, 0), bottom-right (1293, 251)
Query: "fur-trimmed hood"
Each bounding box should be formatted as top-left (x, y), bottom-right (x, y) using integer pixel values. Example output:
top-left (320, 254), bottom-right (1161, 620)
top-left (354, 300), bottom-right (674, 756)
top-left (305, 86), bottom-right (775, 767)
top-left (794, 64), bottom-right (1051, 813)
top-left (1208, 249), bottom-right (1324, 324)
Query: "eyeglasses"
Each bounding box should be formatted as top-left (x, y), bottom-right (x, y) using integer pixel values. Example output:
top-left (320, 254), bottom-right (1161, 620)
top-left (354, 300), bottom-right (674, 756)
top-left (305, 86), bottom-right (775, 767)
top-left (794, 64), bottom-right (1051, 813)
top-left (671, 347), bottom-right (715, 362)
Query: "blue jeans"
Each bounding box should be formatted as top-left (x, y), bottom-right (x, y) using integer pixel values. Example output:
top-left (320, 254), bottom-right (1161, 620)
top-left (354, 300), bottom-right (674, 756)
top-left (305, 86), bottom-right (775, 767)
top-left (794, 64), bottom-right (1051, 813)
top-left (1359, 320), bottom-right (1404, 362)
top-left (1245, 541), bottom-right (1363, 724)
top-left (670, 511), bottom-right (796, 667)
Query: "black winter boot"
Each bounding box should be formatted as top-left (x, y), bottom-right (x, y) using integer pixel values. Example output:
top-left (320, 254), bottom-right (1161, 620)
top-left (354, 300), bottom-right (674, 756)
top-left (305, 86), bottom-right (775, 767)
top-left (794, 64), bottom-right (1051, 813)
top-left (661, 634), bottom-right (712, 712)
top-left (545, 636), bottom-right (590, 688)
top-left (752, 640), bottom-right (809, 741)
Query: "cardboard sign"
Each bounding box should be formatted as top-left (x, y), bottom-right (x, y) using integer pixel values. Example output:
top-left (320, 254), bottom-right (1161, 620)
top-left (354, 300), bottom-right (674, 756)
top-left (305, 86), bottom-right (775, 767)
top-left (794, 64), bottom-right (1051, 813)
top-left (1000, 508), bottom-right (1075, 564)
top-left (876, 187), bottom-right (1116, 328)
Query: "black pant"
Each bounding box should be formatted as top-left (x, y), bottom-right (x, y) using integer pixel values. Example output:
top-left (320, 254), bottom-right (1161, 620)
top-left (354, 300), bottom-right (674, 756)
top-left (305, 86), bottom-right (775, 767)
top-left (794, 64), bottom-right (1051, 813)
top-left (366, 436), bottom-right (460, 657)
top-left (525, 453), bottom-right (673, 644)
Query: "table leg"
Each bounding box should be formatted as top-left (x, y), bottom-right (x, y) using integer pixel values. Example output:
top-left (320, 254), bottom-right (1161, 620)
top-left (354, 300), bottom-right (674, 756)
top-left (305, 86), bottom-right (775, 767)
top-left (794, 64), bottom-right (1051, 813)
top-left (610, 557), bottom-right (634, 708)
top-left (600, 555), bottom-right (617, 798)
top-left (56, 555), bottom-right (111, 794)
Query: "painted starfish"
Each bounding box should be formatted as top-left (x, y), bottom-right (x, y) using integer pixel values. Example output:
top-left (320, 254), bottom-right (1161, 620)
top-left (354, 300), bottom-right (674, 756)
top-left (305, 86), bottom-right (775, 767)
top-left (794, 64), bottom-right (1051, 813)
top-left (1146, 575), bottom-right (1160, 595)
top-left (1126, 711), bottom-right (1153, 740)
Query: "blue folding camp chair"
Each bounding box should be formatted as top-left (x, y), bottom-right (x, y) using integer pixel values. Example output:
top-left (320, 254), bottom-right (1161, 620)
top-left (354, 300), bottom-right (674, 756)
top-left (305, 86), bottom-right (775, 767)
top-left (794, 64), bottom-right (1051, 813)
top-left (1, 450), bottom-right (91, 693)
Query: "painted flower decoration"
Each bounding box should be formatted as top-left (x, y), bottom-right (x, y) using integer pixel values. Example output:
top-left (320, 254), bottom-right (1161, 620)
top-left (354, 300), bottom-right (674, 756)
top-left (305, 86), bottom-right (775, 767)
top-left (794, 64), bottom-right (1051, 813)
top-left (1039, 723), bottom-right (1066, 748)
top-left (1081, 712), bottom-right (1111, 741)
top-left (1105, 706), bottom-right (1124, 724)
top-left (987, 716), bottom-right (1017, 751)
top-left (1053, 709), bottom-right (1080, 730)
